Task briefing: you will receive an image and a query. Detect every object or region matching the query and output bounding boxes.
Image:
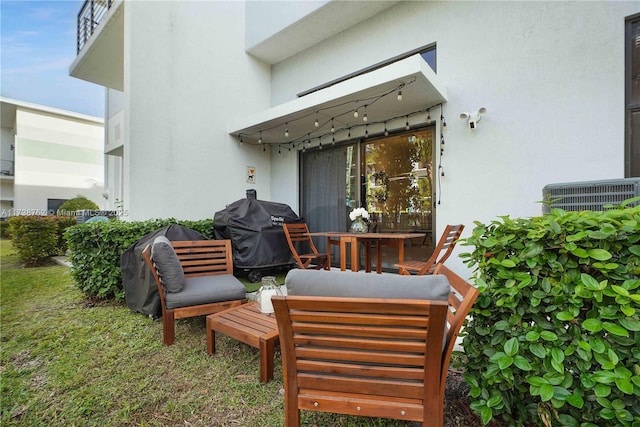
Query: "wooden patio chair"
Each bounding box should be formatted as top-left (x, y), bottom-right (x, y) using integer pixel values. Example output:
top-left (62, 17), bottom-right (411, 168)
top-left (395, 224), bottom-right (464, 275)
top-left (142, 238), bottom-right (247, 345)
top-left (272, 264), bottom-right (479, 427)
top-left (283, 223), bottom-right (329, 270)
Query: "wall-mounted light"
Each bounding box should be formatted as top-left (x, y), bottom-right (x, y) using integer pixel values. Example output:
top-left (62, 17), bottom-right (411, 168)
top-left (459, 107), bottom-right (487, 130)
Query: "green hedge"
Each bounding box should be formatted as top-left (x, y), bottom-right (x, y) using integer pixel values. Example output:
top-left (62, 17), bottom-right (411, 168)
top-left (8, 216), bottom-right (77, 266)
top-left (64, 218), bottom-right (214, 300)
top-left (460, 201), bottom-right (640, 426)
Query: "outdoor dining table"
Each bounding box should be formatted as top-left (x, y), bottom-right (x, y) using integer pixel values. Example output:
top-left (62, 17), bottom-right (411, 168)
top-left (310, 231), bottom-right (426, 273)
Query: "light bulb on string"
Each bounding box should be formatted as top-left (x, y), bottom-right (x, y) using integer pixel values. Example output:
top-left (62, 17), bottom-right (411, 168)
top-left (288, 144), bottom-right (291, 152)
top-left (278, 146), bottom-right (281, 154)
top-left (405, 116), bottom-right (410, 131)
top-left (363, 105), bottom-right (368, 122)
top-left (239, 135), bottom-right (244, 143)
top-left (314, 113), bottom-right (319, 128)
top-left (384, 122), bottom-right (389, 136)
top-left (284, 123), bottom-right (289, 138)
top-left (397, 90), bottom-right (403, 101)
top-left (441, 114), bottom-right (447, 130)
top-left (263, 144), bottom-right (266, 152)
top-left (364, 124), bottom-right (368, 138)
top-left (258, 132), bottom-right (262, 144)
top-left (331, 118), bottom-right (335, 133)
top-left (427, 110), bottom-right (431, 122)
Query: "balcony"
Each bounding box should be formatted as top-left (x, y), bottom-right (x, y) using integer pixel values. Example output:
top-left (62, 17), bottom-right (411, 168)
top-left (70, 0), bottom-right (124, 91)
top-left (0, 160), bottom-right (14, 177)
top-left (77, 0), bottom-right (113, 53)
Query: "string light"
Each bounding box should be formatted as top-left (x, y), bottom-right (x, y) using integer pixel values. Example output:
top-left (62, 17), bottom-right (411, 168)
top-left (235, 81), bottom-right (444, 148)
top-left (397, 90), bottom-right (403, 101)
top-left (365, 124), bottom-right (368, 138)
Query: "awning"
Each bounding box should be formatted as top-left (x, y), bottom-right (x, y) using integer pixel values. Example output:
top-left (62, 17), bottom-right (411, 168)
top-left (228, 54), bottom-right (447, 148)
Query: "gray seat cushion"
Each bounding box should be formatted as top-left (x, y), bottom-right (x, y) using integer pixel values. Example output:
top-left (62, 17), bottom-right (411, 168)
top-left (152, 236), bottom-right (185, 293)
top-left (285, 269), bottom-right (451, 301)
top-left (164, 275), bottom-right (246, 309)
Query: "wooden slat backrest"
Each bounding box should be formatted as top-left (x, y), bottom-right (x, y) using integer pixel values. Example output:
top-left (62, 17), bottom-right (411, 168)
top-left (171, 240), bottom-right (234, 277)
top-left (397, 224), bottom-right (464, 275)
top-left (283, 223), bottom-right (319, 250)
top-left (273, 296), bottom-right (449, 425)
top-left (282, 223), bottom-right (327, 270)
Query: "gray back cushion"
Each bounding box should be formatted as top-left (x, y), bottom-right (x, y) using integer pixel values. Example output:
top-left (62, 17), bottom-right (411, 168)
top-left (152, 236), bottom-right (185, 293)
top-left (285, 269), bottom-right (451, 301)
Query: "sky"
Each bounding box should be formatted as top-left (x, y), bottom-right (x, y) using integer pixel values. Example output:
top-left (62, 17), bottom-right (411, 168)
top-left (1, 0), bottom-right (105, 117)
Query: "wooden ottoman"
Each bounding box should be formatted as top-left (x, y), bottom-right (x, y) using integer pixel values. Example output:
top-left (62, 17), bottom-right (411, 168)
top-left (206, 302), bottom-right (280, 383)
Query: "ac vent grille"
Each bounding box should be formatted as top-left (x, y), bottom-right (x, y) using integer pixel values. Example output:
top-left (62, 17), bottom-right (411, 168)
top-left (542, 178), bottom-right (640, 213)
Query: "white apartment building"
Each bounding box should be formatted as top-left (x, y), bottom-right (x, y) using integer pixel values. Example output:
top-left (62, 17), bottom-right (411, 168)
top-left (0, 97), bottom-right (105, 217)
top-left (69, 1), bottom-right (640, 271)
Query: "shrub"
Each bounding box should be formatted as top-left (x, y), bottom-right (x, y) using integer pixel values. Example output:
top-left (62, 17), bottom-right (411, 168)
top-left (9, 216), bottom-right (58, 266)
top-left (58, 195), bottom-right (99, 213)
top-left (64, 218), bottom-right (214, 300)
top-left (460, 201), bottom-right (640, 426)
top-left (0, 220), bottom-right (11, 239)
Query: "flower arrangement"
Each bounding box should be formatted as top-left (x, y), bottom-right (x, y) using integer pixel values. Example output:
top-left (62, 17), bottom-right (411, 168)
top-left (349, 207), bottom-right (370, 222)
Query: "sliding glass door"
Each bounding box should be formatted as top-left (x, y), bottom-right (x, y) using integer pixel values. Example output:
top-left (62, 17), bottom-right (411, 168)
top-left (301, 127), bottom-right (435, 269)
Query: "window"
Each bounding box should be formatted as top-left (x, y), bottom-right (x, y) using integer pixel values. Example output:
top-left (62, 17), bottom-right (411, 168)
top-left (298, 45), bottom-right (436, 97)
top-left (626, 14), bottom-right (640, 177)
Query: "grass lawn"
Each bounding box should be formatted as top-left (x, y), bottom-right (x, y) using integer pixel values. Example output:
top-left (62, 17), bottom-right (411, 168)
top-left (1, 240), bottom-right (429, 427)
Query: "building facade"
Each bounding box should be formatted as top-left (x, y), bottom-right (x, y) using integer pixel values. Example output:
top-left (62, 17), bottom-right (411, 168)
top-left (70, 1), bottom-right (640, 271)
top-left (0, 97), bottom-right (105, 217)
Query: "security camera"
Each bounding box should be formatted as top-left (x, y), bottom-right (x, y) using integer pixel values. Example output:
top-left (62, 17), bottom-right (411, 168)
top-left (459, 107), bottom-right (487, 130)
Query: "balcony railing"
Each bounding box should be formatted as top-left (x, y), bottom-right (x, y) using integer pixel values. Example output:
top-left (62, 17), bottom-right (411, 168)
top-left (1, 160), bottom-right (14, 177)
top-left (77, 0), bottom-right (113, 53)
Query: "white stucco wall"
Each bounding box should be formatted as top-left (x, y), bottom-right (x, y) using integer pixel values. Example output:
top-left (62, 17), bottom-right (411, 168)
top-left (122, 1), bottom-right (273, 220)
top-left (13, 108), bottom-right (105, 212)
top-left (263, 1), bottom-right (638, 271)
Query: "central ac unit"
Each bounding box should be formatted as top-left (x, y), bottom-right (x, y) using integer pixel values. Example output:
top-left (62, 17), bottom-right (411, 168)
top-left (542, 178), bottom-right (640, 213)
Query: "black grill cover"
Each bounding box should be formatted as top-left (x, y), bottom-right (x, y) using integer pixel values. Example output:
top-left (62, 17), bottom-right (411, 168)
top-left (121, 224), bottom-right (206, 317)
top-left (214, 198), bottom-right (302, 269)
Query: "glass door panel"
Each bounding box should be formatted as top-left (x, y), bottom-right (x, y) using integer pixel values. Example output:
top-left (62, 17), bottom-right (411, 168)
top-left (362, 129), bottom-right (434, 267)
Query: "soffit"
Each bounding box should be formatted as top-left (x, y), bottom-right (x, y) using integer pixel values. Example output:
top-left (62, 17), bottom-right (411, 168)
top-left (246, 1), bottom-right (400, 64)
top-left (228, 54), bottom-right (447, 148)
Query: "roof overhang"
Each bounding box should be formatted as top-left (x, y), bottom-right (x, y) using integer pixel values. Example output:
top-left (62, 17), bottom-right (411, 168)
top-left (228, 54), bottom-right (447, 148)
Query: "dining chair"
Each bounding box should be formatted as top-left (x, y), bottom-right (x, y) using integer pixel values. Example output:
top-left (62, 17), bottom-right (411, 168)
top-left (282, 223), bottom-right (329, 270)
top-left (395, 224), bottom-right (464, 275)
